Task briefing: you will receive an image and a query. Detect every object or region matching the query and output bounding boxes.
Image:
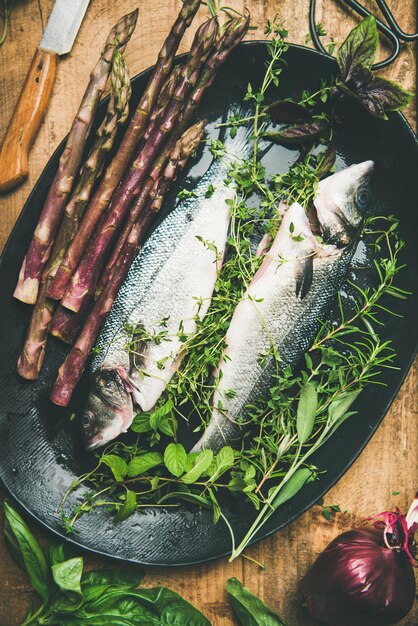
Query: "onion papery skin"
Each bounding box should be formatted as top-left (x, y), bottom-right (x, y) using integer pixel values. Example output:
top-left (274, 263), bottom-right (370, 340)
top-left (300, 527), bottom-right (416, 626)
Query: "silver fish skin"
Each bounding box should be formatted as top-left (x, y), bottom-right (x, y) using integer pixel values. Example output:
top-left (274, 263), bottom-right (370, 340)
top-left (82, 120), bottom-right (252, 450)
top-left (192, 161), bottom-right (374, 452)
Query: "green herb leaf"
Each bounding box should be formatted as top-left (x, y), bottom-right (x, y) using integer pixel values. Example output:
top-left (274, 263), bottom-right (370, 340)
top-left (131, 413), bottom-right (152, 433)
top-left (115, 489), bottom-right (137, 522)
top-left (337, 15), bottom-right (379, 81)
top-left (164, 443), bottom-right (187, 477)
top-left (296, 382), bottom-right (318, 444)
top-left (101, 454), bottom-right (128, 482)
top-left (226, 577), bottom-right (289, 625)
top-left (127, 452), bottom-right (163, 477)
top-left (3, 501), bottom-right (51, 603)
top-left (182, 450), bottom-right (214, 484)
top-left (210, 446), bottom-right (235, 481)
top-left (269, 468), bottom-right (314, 511)
top-left (328, 389), bottom-right (361, 423)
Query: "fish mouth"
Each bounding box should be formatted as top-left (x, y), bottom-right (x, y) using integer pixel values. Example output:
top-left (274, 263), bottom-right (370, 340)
top-left (85, 434), bottom-right (105, 451)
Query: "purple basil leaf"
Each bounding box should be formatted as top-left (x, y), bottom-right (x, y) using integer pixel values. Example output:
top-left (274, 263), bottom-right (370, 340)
top-left (265, 99), bottom-right (311, 122)
top-left (337, 15), bottom-right (378, 81)
top-left (338, 66), bottom-right (414, 120)
top-left (263, 120), bottom-right (327, 145)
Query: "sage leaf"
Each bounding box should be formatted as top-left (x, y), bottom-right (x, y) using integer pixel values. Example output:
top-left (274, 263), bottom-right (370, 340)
top-left (337, 15), bottom-right (378, 81)
top-left (266, 99), bottom-right (311, 122)
top-left (328, 390), bottom-right (361, 423)
top-left (339, 66), bottom-right (414, 119)
top-left (269, 468), bottom-right (314, 511)
top-left (127, 452), bottom-right (163, 477)
top-left (115, 489), bottom-right (137, 522)
top-left (226, 577), bottom-right (288, 626)
top-left (297, 382), bottom-right (318, 444)
top-left (100, 454), bottom-right (128, 482)
top-left (182, 450), bottom-right (213, 484)
top-left (264, 120), bottom-right (327, 145)
top-left (164, 443), bottom-right (187, 477)
top-left (3, 500), bottom-right (51, 603)
top-left (51, 557), bottom-right (83, 601)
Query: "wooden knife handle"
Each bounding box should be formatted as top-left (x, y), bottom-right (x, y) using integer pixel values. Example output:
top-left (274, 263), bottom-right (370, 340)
top-left (0, 48), bottom-right (58, 194)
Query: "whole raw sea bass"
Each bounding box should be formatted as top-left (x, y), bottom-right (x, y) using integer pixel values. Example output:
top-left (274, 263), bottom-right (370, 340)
top-left (82, 121), bottom-right (251, 450)
top-left (192, 160), bottom-right (374, 452)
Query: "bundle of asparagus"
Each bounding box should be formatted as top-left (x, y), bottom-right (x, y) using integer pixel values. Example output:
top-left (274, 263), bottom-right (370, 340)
top-left (13, 0), bottom-right (250, 408)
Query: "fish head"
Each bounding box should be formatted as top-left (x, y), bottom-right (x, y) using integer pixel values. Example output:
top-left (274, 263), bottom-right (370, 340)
top-left (314, 160), bottom-right (374, 246)
top-left (82, 368), bottom-right (134, 451)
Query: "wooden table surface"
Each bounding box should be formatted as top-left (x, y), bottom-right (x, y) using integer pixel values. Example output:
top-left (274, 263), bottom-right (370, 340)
top-left (0, 1), bottom-right (416, 624)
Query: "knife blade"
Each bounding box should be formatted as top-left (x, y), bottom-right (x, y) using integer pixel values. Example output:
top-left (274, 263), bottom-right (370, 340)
top-left (0, 0), bottom-right (91, 193)
top-left (40, 0), bottom-right (90, 55)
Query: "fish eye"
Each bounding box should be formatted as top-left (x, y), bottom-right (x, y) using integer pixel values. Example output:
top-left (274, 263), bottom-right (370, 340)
top-left (355, 186), bottom-right (371, 210)
top-left (81, 413), bottom-right (94, 428)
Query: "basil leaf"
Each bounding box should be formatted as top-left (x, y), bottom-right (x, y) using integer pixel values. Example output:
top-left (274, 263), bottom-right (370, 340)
top-left (82, 567), bottom-right (143, 588)
top-left (296, 382), bottom-right (318, 444)
top-left (130, 586), bottom-right (212, 625)
top-left (266, 99), bottom-right (311, 122)
top-left (115, 489), bottom-right (137, 522)
top-left (100, 454), bottom-right (128, 482)
top-left (226, 577), bottom-right (288, 625)
top-left (51, 557), bottom-right (83, 600)
top-left (264, 121), bottom-right (327, 145)
top-left (269, 467), bottom-right (314, 511)
top-left (49, 543), bottom-right (66, 567)
top-left (339, 66), bottom-right (414, 119)
top-left (337, 15), bottom-right (378, 81)
top-left (127, 452), bottom-right (163, 477)
top-left (47, 591), bottom-right (84, 614)
top-left (164, 443), bottom-right (187, 477)
top-left (182, 450), bottom-right (213, 484)
top-left (3, 500), bottom-right (51, 603)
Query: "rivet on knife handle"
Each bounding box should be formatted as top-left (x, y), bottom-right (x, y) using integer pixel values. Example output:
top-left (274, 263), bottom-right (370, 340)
top-left (0, 48), bottom-right (58, 194)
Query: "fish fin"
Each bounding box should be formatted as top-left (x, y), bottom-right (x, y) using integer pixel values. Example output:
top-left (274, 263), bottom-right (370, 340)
top-left (295, 256), bottom-right (314, 300)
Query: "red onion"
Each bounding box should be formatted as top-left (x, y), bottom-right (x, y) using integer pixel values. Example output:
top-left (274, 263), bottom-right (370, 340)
top-left (300, 494), bottom-right (418, 626)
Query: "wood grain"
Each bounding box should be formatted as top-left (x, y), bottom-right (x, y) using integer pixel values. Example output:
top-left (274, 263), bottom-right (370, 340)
top-left (0, 1), bottom-right (416, 624)
top-left (0, 47), bottom-right (57, 193)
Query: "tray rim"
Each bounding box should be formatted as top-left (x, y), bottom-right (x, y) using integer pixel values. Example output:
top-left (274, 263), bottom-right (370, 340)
top-left (1, 40), bottom-right (417, 567)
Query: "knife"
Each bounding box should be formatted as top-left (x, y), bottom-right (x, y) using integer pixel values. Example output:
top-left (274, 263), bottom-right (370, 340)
top-left (0, 0), bottom-right (90, 193)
